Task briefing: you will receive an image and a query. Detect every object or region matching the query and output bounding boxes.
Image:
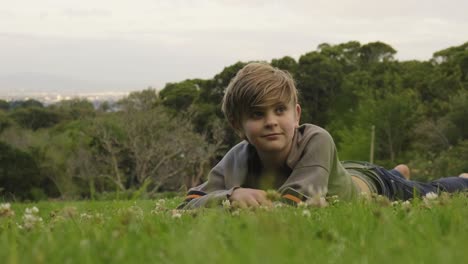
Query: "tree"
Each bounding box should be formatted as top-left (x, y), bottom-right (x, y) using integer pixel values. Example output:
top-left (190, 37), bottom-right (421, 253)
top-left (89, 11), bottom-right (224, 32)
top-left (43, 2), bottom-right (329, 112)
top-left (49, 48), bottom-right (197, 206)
top-left (413, 89), bottom-right (468, 155)
top-left (431, 140), bottom-right (468, 178)
top-left (271, 56), bottom-right (298, 75)
top-left (0, 111), bottom-right (12, 134)
top-left (399, 61), bottom-right (435, 103)
top-left (424, 42), bottom-right (468, 117)
top-left (159, 80), bottom-right (200, 111)
top-left (120, 106), bottom-right (223, 192)
top-left (318, 41), bottom-right (362, 73)
top-left (0, 142), bottom-right (44, 200)
top-left (9, 107), bottom-right (62, 130)
top-left (0, 100), bottom-right (9, 111)
top-left (296, 51), bottom-right (343, 126)
top-left (359, 42), bottom-right (396, 65)
top-left (189, 62), bottom-right (247, 147)
top-left (90, 115), bottom-right (128, 192)
top-left (118, 88), bottom-right (159, 112)
top-left (197, 61), bottom-right (247, 107)
top-left (9, 99), bottom-right (44, 109)
top-left (358, 90), bottom-right (421, 164)
top-left (50, 99), bottom-right (96, 120)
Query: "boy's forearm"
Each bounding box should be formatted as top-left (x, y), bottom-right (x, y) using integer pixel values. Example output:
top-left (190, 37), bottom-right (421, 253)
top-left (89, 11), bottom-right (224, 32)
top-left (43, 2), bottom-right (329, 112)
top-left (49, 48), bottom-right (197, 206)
top-left (177, 187), bottom-right (238, 209)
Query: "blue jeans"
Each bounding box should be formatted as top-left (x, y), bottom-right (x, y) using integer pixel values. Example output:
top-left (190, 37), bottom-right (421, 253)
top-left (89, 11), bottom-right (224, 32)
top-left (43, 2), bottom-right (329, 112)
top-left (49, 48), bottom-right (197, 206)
top-left (372, 166), bottom-right (468, 200)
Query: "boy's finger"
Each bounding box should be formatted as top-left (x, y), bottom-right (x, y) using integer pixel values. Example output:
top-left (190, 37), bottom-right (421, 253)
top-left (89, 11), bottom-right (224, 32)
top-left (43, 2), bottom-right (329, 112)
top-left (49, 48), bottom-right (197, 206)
top-left (253, 191), bottom-right (268, 201)
top-left (263, 198), bottom-right (273, 206)
top-left (232, 201), bottom-right (247, 209)
top-left (246, 197), bottom-right (260, 207)
top-left (257, 196), bottom-right (273, 206)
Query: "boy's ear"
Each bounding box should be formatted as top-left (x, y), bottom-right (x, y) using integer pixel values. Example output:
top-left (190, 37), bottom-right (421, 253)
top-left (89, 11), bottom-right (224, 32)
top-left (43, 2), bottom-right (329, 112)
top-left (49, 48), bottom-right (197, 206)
top-left (295, 104), bottom-right (301, 127)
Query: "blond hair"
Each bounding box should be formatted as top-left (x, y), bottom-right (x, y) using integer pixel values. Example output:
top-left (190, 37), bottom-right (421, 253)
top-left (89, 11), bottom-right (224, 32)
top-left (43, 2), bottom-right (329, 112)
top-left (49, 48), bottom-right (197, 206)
top-left (221, 62), bottom-right (298, 136)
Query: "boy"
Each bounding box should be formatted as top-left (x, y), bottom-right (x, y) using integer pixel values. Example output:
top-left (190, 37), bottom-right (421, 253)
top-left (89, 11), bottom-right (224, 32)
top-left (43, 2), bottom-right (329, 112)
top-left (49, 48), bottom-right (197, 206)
top-left (178, 62), bottom-right (468, 209)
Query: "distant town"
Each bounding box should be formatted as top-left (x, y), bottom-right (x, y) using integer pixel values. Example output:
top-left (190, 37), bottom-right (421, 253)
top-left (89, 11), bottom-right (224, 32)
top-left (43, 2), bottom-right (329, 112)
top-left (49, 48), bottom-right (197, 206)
top-left (0, 91), bottom-right (132, 107)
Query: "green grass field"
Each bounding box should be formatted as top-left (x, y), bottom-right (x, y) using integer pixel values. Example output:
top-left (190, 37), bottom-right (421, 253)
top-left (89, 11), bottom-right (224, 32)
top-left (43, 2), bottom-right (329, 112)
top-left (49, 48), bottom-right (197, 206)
top-left (1, 193), bottom-right (467, 264)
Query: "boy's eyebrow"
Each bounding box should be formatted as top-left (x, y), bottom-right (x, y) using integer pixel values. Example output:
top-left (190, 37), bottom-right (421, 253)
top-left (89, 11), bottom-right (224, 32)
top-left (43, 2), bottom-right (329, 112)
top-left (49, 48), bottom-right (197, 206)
top-left (271, 101), bottom-right (289, 108)
top-left (248, 101), bottom-right (288, 111)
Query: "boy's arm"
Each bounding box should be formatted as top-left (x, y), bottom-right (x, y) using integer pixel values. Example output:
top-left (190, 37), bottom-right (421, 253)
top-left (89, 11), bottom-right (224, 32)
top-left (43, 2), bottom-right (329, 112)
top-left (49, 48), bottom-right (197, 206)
top-left (177, 142), bottom-right (250, 209)
top-left (177, 178), bottom-right (239, 209)
top-left (278, 131), bottom-right (334, 205)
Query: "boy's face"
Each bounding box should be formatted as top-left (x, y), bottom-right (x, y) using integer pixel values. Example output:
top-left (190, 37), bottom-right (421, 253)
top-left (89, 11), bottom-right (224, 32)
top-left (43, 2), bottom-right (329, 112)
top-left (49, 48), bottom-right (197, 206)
top-left (240, 100), bottom-right (301, 159)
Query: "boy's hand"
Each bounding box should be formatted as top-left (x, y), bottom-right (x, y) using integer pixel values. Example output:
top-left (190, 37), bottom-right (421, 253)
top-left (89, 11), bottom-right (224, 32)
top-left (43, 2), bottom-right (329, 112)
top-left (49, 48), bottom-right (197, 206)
top-left (229, 188), bottom-right (272, 208)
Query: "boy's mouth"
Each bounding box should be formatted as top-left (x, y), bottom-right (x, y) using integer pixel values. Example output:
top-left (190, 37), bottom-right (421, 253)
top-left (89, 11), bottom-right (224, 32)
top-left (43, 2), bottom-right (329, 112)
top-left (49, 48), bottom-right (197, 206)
top-left (262, 133), bottom-right (282, 138)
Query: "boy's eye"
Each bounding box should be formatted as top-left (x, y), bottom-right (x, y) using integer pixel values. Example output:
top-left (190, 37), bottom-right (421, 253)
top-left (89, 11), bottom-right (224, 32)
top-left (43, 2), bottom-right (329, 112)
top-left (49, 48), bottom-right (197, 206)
top-left (275, 105), bottom-right (287, 114)
top-left (250, 111), bottom-right (264, 118)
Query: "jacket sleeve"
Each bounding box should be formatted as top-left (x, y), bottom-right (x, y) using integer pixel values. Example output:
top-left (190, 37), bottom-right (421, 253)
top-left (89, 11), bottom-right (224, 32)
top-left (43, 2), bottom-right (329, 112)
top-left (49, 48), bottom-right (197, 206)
top-left (177, 142), bottom-right (249, 209)
top-left (278, 130), bottom-right (334, 205)
top-left (176, 171), bottom-right (238, 209)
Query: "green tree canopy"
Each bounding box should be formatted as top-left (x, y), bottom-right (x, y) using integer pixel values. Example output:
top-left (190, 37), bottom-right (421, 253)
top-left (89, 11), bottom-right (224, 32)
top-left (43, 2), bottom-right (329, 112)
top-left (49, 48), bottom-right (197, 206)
top-left (10, 99), bottom-right (44, 109)
top-left (296, 51), bottom-right (343, 125)
top-left (359, 41), bottom-right (396, 65)
top-left (118, 88), bottom-right (159, 112)
top-left (0, 100), bottom-right (9, 111)
top-left (50, 99), bottom-right (96, 120)
top-left (159, 80), bottom-right (201, 111)
top-left (271, 56), bottom-right (298, 75)
top-left (10, 107), bottom-right (62, 130)
top-left (0, 141), bottom-right (44, 200)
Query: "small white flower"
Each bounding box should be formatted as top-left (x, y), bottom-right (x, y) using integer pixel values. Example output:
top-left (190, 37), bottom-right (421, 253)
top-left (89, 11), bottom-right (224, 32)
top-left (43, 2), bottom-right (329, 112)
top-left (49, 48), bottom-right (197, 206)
top-left (153, 199), bottom-right (168, 212)
top-left (80, 213), bottom-right (93, 221)
top-left (359, 192), bottom-right (372, 201)
top-left (118, 206), bottom-right (144, 220)
top-left (401, 200), bottom-right (411, 209)
top-left (222, 199), bottom-right (231, 209)
top-left (22, 212), bottom-right (43, 230)
top-left (25, 206), bottom-right (40, 215)
top-left (0, 203), bottom-right (11, 210)
top-left (23, 214), bottom-right (36, 221)
top-left (273, 202), bottom-right (284, 208)
top-left (306, 196), bottom-right (328, 208)
top-left (328, 195), bottom-right (340, 205)
top-left (155, 199), bottom-right (166, 207)
top-left (231, 210), bottom-right (240, 216)
top-left (302, 209), bottom-right (311, 217)
top-left (171, 210), bottom-right (182, 219)
top-left (258, 205), bottom-right (271, 211)
top-left (0, 203), bottom-right (14, 217)
top-left (425, 192), bottom-right (438, 200)
top-left (150, 209), bottom-right (161, 215)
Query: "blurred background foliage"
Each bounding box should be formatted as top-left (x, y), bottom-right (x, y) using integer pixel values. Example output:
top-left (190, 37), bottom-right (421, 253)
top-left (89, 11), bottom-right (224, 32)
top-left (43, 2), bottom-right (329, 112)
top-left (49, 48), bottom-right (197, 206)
top-left (0, 41), bottom-right (467, 200)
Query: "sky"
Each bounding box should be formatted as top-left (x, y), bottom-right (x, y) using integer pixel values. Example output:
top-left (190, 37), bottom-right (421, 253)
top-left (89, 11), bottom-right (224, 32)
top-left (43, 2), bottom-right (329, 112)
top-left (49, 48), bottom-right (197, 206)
top-left (1, 0), bottom-right (467, 95)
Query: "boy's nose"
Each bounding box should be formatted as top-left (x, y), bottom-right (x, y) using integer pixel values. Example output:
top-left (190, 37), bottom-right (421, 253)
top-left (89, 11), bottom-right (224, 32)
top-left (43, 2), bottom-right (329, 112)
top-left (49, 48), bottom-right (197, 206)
top-left (264, 113), bottom-right (278, 127)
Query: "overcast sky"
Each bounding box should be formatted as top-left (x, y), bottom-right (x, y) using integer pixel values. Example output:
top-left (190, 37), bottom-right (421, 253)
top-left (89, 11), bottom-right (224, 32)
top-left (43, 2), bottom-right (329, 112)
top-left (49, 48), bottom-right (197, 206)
top-left (1, 0), bottom-right (467, 94)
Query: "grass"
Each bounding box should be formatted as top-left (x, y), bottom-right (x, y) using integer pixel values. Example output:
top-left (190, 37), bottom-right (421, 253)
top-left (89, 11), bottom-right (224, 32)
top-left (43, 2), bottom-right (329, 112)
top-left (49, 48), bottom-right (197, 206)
top-left (0, 193), bottom-right (467, 264)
